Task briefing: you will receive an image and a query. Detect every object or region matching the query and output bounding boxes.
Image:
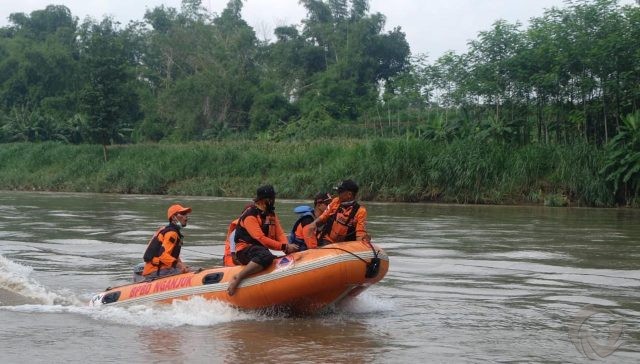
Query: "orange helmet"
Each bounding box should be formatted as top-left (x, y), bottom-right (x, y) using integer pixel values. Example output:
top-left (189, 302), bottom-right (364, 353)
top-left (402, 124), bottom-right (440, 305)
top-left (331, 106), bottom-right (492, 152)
top-left (167, 204), bottom-right (192, 220)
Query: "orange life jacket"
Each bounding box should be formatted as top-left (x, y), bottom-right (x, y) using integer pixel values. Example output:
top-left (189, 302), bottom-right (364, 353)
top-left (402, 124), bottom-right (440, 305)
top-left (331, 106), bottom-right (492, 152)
top-left (289, 213), bottom-right (315, 250)
top-left (223, 219), bottom-right (239, 267)
top-left (319, 202), bottom-right (360, 244)
top-left (234, 205), bottom-right (283, 251)
top-left (142, 224), bottom-right (182, 276)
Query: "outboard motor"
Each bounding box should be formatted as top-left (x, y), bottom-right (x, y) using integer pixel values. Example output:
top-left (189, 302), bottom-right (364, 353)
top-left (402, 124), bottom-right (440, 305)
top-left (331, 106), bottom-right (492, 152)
top-left (132, 262), bottom-right (146, 283)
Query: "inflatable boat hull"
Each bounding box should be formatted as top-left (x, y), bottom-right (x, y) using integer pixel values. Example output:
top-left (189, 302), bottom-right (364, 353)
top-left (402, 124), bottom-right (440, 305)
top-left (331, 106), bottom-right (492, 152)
top-left (90, 241), bottom-right (388, 314)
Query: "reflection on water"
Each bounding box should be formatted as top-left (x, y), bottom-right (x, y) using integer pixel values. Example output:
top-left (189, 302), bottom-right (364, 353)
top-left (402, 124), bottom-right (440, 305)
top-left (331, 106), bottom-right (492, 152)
top-left (1, 191), bottom-right (639, 363)
top-left (214, 319), bottom-right (385, 363)
top-left (132, 317), bottom-right (384, 363)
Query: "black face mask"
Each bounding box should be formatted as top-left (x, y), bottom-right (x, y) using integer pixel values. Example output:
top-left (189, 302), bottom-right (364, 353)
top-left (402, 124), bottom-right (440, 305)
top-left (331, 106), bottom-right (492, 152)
top-left (266, 200), bottom-right (276, 213)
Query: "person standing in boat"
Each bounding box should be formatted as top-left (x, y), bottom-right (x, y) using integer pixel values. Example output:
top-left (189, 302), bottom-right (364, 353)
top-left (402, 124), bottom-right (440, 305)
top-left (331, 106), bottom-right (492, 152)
top-left (289, 192), bottom-right (332, 251)
top-left (304, 179), bottom-right (370, 246)
top-left (141, 204), bottom-right (192, 278)
top-left (227, 185), bottom-right (299, 296)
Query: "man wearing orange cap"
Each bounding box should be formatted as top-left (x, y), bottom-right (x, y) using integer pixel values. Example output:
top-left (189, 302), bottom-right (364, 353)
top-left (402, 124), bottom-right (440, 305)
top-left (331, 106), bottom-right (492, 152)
top-left (141, 204), bottom-right (192, 278)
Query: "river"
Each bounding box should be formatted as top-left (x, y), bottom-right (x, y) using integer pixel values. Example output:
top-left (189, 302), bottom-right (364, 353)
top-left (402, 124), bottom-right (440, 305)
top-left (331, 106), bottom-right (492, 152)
top-left (0, 191), bottom-right (639, 363)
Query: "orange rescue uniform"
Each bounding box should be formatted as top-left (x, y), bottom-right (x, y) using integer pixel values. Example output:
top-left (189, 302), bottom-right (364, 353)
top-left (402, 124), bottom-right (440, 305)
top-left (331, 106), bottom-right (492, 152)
top-left (234, 206), bottom-right (288, 253)
top-left (305, 197), bottom-right (368, 246)
top-left (142, 225), bottom-right (184, 276)
top-left (291, 214), bottom-right (318, 250)
top-left (223, 219), bottom-right (239, 267)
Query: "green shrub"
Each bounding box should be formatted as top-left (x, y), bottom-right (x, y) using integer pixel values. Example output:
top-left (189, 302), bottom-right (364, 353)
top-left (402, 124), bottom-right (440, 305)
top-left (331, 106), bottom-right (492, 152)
top-left (0, 139), bottom-right (624, 206)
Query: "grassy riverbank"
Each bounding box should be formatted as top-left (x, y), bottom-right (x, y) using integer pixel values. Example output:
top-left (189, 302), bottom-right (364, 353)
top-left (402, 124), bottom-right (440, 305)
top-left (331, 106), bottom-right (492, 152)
top-left (0, 140), bottom-right (618, 207)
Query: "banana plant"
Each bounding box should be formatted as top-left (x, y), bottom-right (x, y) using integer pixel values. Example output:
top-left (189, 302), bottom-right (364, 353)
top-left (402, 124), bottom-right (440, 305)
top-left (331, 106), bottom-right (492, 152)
top-left (601, 111), bottom-right (640, 204)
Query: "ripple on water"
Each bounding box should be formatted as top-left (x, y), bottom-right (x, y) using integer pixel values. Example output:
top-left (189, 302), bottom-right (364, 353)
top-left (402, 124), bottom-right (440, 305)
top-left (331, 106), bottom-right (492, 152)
top-left (542, 295), bottom-right (619, 306)
top-left (43, 239), bottom-right (109, 245)
top-left (476, 250), bottom-right (573, 261)
top-left (525, 278), bottom-right (573, 287)
top-left (0, 231), bottom-right (34, 239)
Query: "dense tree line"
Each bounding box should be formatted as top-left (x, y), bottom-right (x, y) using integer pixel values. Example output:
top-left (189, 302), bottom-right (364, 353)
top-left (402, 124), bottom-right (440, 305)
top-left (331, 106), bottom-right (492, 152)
top-left (0, 0), bottom-right (638, 203)
top-left (0, 0), bottom-right (410, 143)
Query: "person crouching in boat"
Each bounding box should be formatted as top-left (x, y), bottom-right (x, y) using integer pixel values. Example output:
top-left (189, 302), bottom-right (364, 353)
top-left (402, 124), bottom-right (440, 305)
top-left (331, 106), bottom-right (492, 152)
top-left (141, 204), bottom-right (192, 279)
top-left (289, 192), bottom-right (332, 251)
top-left (227, 185), bottom-right (299, 296)
top-left (304, 179), bottom-right (371, 246)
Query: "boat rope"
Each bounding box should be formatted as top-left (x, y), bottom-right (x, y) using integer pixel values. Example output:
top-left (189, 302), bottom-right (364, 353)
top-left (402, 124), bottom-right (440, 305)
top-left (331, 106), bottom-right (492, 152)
top-left (320, 242), bottom-right (381, 278)
top-left (181, 246), bottom-right (223, 258)
top-left (183, 243), bottom-right (381, 277)
top-left (320, 246), bottom-right (370, 264)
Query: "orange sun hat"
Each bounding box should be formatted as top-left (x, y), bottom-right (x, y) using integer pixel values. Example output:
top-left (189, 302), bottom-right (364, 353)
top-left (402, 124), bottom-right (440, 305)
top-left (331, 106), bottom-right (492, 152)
top-left (167, 204), bottom-right (192, 220)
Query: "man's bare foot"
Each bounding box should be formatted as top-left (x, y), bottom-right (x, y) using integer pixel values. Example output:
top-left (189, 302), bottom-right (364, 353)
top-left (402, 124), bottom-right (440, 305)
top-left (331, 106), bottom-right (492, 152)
top-left (227, 275), bottom-right (240, 296)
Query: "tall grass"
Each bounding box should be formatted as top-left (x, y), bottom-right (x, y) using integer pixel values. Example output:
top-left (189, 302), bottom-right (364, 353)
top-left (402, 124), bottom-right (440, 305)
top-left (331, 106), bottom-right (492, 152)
top-left (0, 140), bottom-right (616, 206)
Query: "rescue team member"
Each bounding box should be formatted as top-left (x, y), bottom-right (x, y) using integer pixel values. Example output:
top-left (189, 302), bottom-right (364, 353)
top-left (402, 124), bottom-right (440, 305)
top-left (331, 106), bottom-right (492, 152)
top-left (288, 192), bottom-right (332, 250)
top-left (142, 204), bottom-right (192, 278)
top-left (223, 204), bottom-right (255, 267)
top-left (304, 179), bottom-right (370, 246)
top-left (227, 185), bottom-right (299, 296)
top-left (222, 218), bottom-right (240, 267)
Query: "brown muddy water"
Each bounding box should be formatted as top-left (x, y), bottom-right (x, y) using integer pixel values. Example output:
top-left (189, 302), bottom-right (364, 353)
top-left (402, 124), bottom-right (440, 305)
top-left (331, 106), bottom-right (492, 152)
top-left (0, 191), bottom-right (639, 363)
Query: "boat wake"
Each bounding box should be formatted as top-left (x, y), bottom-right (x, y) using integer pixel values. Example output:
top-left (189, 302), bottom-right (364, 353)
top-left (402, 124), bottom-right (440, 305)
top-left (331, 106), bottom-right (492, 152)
top-left (0, 254), bottom-right (79, 306)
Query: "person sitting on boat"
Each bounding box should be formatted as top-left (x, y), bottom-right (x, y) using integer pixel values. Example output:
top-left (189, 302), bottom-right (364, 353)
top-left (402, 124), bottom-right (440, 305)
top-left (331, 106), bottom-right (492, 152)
top-left (289, 192), bottom-right (332, 251)
top-left (304, 179), bottom-right (370, 246)
top-left (227, 185), bottom-right (299, 296)
top-left (222, 204), bottom-right (255, 267)
top-left (141, 204), bottom-right (192, 279)
top-left (222, 218), bottom-right (240, 267)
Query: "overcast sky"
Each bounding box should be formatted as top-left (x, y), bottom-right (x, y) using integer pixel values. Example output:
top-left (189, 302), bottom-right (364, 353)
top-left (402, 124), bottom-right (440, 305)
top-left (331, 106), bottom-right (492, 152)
top-left (1, 0), bottom-right (636, 60)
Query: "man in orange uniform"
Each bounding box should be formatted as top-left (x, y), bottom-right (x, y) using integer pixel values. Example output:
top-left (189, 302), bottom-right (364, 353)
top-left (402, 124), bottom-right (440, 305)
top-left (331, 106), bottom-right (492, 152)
top-left (304, 180), bottom-right (370, 246)
top-left (227, 185), bottom-right (299, 296)
top-left (142, 204), bottom-right (192, 278)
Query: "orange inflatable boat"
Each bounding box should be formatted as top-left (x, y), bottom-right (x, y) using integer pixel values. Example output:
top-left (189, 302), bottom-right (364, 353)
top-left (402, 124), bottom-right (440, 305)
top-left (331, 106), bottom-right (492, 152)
top-left (89, 241), bottom-right (389, 314)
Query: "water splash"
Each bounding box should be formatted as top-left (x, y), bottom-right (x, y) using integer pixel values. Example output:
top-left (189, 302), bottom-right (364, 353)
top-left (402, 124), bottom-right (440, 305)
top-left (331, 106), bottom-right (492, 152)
top-left (2, 254), bottom-right (390, 326)
top-left (0, 254), bottom-right (79, 306)
top-left (88, 296), bottom-right (257, 327)
top-left (338, 291), bottom-right (395, 314)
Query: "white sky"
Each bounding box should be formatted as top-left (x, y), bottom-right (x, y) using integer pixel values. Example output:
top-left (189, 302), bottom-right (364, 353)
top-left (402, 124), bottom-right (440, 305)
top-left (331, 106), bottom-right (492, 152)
top-left (0, 0), bottom-right (636, 60)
